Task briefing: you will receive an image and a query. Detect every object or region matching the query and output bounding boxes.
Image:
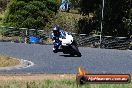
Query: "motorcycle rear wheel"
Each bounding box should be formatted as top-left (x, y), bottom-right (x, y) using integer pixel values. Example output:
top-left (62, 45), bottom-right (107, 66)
top-left (71, 45), bottom-right (82, 57)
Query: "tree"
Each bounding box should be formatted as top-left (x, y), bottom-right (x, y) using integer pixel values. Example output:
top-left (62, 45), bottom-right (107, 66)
top-left (0, 0), bottom-right (8, 12)
top-left (79, 0), bottom-right (97, 15)
top-left (2, 0), bottom-right (59, 29)
top-left (102, 0), bottom-right (132, 37)
top-left (78, 0), bottom-right (131, 37)
top-left (69, 0), bottom-right (79, 8)
top-left (77, 0), bottom-right (99, 34)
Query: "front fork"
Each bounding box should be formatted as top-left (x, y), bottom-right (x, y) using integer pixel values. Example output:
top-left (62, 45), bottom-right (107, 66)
top-left (53, 41), bottom-right (62, 53)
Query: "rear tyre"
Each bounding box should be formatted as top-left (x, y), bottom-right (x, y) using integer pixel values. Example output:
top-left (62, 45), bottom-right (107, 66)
top-left (71, 45), bottom-right (81, 57)
top-left (77, 52), bottom-right (82, 57)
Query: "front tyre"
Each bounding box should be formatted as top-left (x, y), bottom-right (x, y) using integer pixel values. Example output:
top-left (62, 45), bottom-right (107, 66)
top-left (53, 49), bottom-right (58, 53)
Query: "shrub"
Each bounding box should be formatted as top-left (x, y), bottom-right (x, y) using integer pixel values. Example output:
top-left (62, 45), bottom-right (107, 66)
top-left (2, 0), bottom-right (59, 29)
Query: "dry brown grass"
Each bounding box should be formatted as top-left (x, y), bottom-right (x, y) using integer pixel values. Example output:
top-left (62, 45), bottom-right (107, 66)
top-left (0, 56), bottom-right (20, 67)
top-left (0, 74), bottom-right (75, 81)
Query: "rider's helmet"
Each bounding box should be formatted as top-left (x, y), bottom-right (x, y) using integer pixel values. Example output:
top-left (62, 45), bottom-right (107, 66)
top-left (53, 26), bottom-right (60, 35)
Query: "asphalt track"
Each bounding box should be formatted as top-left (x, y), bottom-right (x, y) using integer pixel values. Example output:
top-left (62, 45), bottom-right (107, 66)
top-left (0, 42), bottom-right (132, 74)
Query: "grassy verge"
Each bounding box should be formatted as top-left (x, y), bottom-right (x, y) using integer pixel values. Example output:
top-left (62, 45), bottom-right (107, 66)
top-left (0, 79), bottom-right (131, 88)
top-left (0, 56), bottom-right (20, 67)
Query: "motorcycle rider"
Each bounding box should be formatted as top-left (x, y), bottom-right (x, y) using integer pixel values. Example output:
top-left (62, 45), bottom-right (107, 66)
top-left (51, 26), bottom-right (65, 53)
top-left (51, 26), bottom-right (81, 56)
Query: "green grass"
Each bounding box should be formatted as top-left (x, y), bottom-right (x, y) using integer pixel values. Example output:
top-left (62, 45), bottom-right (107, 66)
top-left (0, 79), bottom-right (131, 88)
top-left (0, 28), bottom-right (6, 35)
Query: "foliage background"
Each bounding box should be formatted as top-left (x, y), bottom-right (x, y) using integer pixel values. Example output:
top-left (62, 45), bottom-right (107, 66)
top-left (2, 0), bottom-right (59, 29)
top-left (79, 0), bottom-right (132, 37)
top-left (0, 0), bottom-right (132, 37)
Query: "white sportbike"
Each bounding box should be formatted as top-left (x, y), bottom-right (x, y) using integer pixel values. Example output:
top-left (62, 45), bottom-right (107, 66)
top-left (53, 31), bottom-right (82, 57)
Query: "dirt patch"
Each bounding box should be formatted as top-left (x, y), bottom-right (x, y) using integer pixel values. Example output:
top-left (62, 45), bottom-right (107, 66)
top-left (0, 74), bottom-right (76, 81)
top-left (0, 56), bottom-right (20, 67)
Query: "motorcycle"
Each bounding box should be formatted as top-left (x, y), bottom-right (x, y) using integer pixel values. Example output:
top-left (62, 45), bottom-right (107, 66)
top-left (53, 31), bottom-right (82, 57)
